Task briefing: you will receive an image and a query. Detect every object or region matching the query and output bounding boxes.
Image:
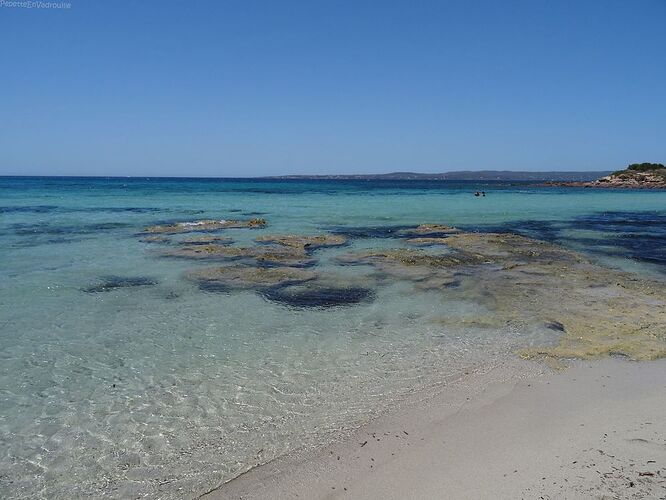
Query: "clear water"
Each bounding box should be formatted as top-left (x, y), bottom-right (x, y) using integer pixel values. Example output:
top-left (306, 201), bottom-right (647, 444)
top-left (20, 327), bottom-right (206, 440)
top-left (1, 177), bottom-right (665, 498)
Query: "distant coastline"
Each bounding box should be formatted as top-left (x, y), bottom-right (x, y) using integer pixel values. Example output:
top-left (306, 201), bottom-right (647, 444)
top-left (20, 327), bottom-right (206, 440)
top-left (263, 170), bottom-right (611, 182)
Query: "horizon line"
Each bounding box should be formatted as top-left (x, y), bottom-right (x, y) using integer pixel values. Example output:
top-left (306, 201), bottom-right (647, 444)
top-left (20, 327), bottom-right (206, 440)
top-left (0, 169), bottom-right (613, 180)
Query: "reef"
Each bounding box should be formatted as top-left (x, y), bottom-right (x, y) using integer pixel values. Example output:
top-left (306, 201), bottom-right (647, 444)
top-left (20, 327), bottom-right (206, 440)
top-left (335, 247), bottom-right (487, 268)
top-left (142, 218), bottom-right (267, 234)
top-left (189, 265), bottom-right (376, 308)
top-left (139, 235), bottom-right (171, 244)
top-left (188, 266), bottom-right (317, 292)
top-left (337, 232), bottom-right (666, 360)
top-left (404, 237), bottom-right (452, 246)
top-left (139, 224), bottom-right (666, 360)
top-left (178, 235), bottom-right (234, 245)
top-left (162, 244), bottom-right (248, 260)
top-left (261, 284), bottom-right (374, 308)
top-left (399, 224), bottom-right (460, 237)
top-left (255, 234), bottom-right (348, 250)
top-left (161, 244), bottom-right (317, 267)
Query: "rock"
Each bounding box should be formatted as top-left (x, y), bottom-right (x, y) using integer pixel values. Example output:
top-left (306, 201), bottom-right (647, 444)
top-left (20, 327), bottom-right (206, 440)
top-left (335, 248), bottom-right (486, 268)
top-left (178, 235), bottom-right (234, 245)
top-left (414, 275), bottom-right (461, 291)
top-left (399, 224), bottom-right (460, 237)
top-left (187, 266), bottom-right (317, 292)
top-left (544, 321), bottom-right (566, 332)
top-left (161, 244), bottom-right (317, 267)
top-left (142, 218), bottom-right (267, 234)
top-left (404, 237), bottom-right (451, 246)
top-left (139, 235), bottom-right (171, 244)
top-left (246, 218), bottom-right (268, 227)
top-left (252, 248), bottom-right (317, 268)
top-left (442, 232), bottom-right (583, 263)
top-left (255, 234), bottom-right (348, 250)
top-left (261, 284), bottom-right (374, 308)
top-left (162, 244), bottom-right (248, 260)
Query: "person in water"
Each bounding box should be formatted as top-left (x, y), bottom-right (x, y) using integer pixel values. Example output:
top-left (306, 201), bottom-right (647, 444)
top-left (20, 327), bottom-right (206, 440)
top-left (474, 191), bottom-right (480, 196)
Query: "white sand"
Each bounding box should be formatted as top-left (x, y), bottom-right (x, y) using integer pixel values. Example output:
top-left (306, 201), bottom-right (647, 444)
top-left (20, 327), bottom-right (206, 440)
top-left (206, 358), bottom-right (666, 499)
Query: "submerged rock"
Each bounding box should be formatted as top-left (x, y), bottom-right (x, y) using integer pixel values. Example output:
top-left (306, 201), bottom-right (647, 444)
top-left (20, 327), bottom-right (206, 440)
top-left (83, 276), bottom-right (158, 293)
top-left (161, 244), bottom-right (316, 267)
top-left (442, 232), bottom-right (582, 263)
top-left (327, 224), bottom-right (413, 239)
top-left (142, 218), bottom-right (267, 234)
top-left (336, 232), bottom-right (666, 361)
top-left (188, 266), bottom-right (316, 292)
top-left (162, 244), bottom-right (248, 260)
top-left (139, 235), bottom-right (171, 244)
top-left (255, 234), bottom-right (348, 250)
top-left (438, 234), bottom-right (666, 360)
top-left (404, 237), bottom-right (452, 246)
top-left (544, 321), bottom-right (566, 332)
top-left (252, 248), bottom-right (317, 268)
top-left (149, 222), bottom-right (666, 361)
top-left (399, 224), bottom-right (460, 237)
top-left (261, 284), bottom-right (374, 309)
top-left (189, 264), bottom-right (376, 308)
top-left (178, 235), bottom-right (234, 245)
top-left (336, 248), bottom-right (487, 268)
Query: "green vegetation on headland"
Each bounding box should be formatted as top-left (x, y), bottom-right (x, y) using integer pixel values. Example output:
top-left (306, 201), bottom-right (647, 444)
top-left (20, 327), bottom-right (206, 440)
top-left (627, 162), bottom-right (665, 172)
top-left (611, 162), bottom-right (666, 177)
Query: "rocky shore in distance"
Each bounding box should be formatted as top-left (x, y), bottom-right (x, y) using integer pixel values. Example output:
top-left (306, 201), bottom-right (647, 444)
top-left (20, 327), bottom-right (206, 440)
top-left (543, 162), bottom-right (666, 189)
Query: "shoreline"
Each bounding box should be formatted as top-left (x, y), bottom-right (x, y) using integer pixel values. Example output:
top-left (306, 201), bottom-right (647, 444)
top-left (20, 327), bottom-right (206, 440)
top-left (206, 358), bottom-right (666, 499)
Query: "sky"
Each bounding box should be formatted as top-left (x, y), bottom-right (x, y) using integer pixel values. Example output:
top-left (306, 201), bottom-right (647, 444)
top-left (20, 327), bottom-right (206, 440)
top-left (0, 0), bottom-right (665, 177)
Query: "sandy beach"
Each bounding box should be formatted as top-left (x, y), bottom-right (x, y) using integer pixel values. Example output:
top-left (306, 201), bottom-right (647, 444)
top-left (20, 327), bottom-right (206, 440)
top-left (209, 358), bottom-right (666, 499)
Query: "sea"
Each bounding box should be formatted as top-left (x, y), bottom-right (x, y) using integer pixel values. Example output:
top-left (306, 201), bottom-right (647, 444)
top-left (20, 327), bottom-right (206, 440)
top-left (1, 176), bottom-right (665, 498)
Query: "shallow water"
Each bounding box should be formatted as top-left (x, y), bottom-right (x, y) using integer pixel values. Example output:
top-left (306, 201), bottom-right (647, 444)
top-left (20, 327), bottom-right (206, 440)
top-left (1, 177), bottom-right (665, 498)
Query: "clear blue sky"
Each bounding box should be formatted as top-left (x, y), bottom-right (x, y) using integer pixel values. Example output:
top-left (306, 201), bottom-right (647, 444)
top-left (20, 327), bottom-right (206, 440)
top-left (1, 0), bottom-right (664, 177)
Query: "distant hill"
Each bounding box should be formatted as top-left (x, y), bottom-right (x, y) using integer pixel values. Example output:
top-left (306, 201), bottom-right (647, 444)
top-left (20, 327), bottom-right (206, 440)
top-left (267, 171), bottom-right (612, 181)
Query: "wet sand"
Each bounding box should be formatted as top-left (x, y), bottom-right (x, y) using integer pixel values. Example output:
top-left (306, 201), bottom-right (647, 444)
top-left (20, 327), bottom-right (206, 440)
top-left (206, 358), bottom-right (666, 499)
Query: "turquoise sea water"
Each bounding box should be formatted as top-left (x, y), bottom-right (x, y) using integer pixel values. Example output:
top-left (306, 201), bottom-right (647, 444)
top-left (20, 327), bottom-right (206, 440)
top-left (1, 177), bottom-right (665, 498)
